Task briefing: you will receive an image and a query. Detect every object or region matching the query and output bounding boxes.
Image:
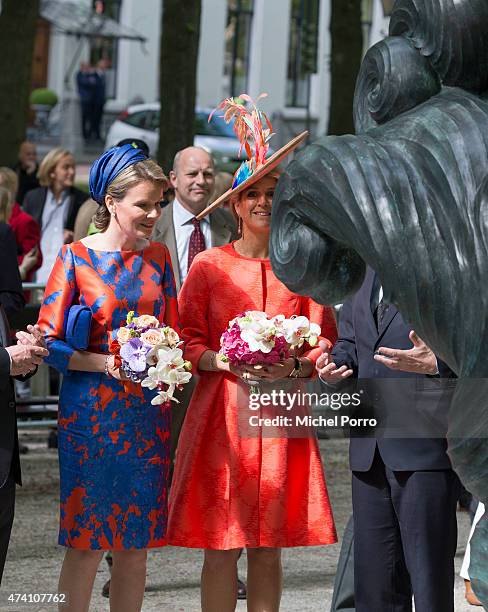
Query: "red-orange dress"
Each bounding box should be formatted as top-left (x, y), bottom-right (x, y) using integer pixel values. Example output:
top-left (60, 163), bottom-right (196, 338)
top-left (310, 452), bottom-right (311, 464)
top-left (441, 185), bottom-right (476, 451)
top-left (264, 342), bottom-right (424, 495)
top-left (167, 243), bottom-right (338, 549)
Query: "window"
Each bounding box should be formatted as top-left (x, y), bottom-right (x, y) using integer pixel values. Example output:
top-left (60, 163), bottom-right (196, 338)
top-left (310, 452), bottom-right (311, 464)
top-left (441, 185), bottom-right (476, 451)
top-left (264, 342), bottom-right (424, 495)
top-left (195, 112), bottom-right (236, 138)
top-left (286, 0), bottom-right (320, 108)
top-left (223, 0), bottom-right (254, 98)
top-left (149, 110), bottom-right (236, 138)
top-left (122, 110), bottom-right (150, 129)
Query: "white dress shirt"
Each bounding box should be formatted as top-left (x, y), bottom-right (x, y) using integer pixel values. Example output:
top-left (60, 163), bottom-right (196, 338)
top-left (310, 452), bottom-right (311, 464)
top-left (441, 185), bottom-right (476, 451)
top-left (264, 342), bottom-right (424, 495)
top-left (36, 190), bottom-right (70, 285)
top-left (172, 198), bottom-right (212, 285)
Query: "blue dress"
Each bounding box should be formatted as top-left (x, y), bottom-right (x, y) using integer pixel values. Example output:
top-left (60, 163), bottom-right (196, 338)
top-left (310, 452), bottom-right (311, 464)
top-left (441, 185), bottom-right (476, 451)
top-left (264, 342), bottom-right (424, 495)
top-left (38, 241), bottom-right (179, 550)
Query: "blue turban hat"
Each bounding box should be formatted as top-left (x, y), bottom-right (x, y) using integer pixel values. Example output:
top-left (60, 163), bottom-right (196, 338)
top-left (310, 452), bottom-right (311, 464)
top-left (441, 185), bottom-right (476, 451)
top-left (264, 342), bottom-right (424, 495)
top-left (89, 143), bottom-right (148, 205)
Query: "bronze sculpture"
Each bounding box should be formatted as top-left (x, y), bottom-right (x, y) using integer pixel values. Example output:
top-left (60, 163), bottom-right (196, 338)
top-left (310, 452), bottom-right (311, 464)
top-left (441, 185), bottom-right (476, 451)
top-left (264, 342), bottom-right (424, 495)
top-left (270, 0), bottom-right (488, 604)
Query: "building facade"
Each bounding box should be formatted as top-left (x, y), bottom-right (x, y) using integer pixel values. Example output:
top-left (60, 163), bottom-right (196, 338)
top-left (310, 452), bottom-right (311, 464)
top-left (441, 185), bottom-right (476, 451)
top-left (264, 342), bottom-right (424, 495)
top-left (43, 0), bottom-right (390, 144)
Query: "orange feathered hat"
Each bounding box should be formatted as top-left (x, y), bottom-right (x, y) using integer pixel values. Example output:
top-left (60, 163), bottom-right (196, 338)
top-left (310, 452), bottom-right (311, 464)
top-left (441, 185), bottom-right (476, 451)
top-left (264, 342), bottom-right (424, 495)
top-left (196, 93), bottom-right (307, 220)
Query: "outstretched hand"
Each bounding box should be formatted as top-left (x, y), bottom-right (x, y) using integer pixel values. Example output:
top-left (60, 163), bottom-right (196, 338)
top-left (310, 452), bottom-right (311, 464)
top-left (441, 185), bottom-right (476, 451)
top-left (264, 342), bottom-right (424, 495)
top-left (316, 340), bottom-right (353, 383)
top-left (374, 330), bottom-right (438, 374)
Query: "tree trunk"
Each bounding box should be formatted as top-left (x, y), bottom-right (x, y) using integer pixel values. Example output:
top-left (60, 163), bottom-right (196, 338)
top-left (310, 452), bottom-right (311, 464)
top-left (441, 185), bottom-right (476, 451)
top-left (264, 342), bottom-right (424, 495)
top-left (158, 0), bottom-right (202, 172)
top-left (0, 0), bottom-right (40, 166)
top-left (327, 0), bottom-right (363, 135)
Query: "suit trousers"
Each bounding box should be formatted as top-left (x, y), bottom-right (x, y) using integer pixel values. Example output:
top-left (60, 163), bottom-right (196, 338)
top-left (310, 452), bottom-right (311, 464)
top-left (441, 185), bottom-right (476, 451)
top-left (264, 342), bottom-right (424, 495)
top-left (0, 473), bottom-right (15, 585)
top-left (352, 449), bottom-right (459, 612)
top-left (330, 514), bottom-right (355, 612)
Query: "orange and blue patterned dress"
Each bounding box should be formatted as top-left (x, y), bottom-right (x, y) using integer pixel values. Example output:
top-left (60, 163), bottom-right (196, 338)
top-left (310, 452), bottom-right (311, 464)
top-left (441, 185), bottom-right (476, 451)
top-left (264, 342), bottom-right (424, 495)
top-left (37, 241), bottom-right (178, 550)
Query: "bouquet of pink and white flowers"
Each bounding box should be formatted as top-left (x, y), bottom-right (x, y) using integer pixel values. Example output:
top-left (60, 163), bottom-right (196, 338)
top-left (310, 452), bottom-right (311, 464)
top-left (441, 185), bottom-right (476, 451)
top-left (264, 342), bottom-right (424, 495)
top-left (110, 312), bottom-right (192, 405)
top-left (218, 311), bottom-right (321, 379)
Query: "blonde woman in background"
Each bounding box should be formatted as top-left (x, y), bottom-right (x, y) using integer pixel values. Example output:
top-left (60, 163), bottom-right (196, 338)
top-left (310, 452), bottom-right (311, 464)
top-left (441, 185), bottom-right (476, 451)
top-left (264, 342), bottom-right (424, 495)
top-left (23, 148), bottom-right (88, 285)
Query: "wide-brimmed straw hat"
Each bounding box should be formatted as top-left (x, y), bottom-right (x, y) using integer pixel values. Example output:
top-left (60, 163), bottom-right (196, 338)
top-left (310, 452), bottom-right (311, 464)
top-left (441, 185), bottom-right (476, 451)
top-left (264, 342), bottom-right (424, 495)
top-left (196, 94), bottom-right (308, 220)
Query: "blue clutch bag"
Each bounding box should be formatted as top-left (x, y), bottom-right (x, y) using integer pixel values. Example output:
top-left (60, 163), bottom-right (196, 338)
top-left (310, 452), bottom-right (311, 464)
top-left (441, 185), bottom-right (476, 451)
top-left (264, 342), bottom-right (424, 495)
top-left (65, 305), bottom-right (92, 350)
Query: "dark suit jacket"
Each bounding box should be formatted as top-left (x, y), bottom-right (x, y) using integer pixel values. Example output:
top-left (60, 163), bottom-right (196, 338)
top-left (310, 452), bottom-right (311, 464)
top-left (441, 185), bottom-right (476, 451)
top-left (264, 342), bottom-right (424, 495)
top-left (12, 162), bottom-right (40, 205)
top-left (332, 267), bottom-right (455, 472)
top-left (0, 226), bottom-right (25, 487)
top-left (23, 186), bottom-right (89, 233)
top-left (0, 224), bottom-right (25, 318)
top-left (0, 309), bottom-right (21, 487)
top-left (93, 71), bottom-right (106, 106)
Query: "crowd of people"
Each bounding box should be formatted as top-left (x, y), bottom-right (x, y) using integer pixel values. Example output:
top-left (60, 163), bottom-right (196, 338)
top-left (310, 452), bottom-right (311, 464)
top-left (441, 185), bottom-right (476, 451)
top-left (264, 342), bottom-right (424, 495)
top-left (0, 98), bottom-right (484, 612)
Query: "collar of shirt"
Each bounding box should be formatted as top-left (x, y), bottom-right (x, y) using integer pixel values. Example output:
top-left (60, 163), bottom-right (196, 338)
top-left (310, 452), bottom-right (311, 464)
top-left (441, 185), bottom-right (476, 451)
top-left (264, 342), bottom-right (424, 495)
top-left (173, 198), bottom-right (210, 229)
top-left (46, 188), bottom-right (70, 207)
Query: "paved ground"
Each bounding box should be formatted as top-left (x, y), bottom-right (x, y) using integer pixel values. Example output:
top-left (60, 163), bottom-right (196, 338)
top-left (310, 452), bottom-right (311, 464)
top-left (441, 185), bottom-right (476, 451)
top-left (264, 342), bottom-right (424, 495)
top-left (0, 432), bottom-right (475, 611)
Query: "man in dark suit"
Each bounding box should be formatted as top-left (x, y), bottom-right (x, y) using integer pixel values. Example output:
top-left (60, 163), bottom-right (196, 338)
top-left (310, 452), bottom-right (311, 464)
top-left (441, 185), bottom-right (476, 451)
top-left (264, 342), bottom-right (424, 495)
top-left (0, 222), bottom-right (48, 584)
top-left (76, 63), bottom-right (97, 141)
top-left (12, 141), bottom-right (40, 205)
top-left (318, 267), bottom-right (459, 612)
top-left (92, 59), bottom-right (108, 141)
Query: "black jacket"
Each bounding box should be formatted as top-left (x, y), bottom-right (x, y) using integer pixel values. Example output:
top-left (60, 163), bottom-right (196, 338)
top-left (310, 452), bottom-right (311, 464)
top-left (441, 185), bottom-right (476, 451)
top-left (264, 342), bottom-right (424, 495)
top-left (0, 224), bottom-right (26, 487)
top-left (0, 224), bottom-right (24, 318)
top-left (12, 162), bottom-right (40, 206)
top-left (332, 267), bottom-right (456, 472)
top-left (23, 186), bottom-right (88, 233)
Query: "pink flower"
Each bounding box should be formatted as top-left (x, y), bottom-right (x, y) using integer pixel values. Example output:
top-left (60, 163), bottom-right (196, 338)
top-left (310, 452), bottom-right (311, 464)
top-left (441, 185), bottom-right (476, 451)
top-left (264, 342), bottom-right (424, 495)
top-left (220, 321), bottom-right (289, 366)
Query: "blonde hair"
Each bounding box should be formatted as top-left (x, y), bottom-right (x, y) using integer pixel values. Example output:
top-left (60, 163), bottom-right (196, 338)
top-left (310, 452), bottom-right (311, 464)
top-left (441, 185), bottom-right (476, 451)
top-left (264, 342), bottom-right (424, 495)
top-left (0, 186), bottom-right (13, 223)
top-left (94, 158), bottom-right (169, 231)
top-left (0, 167), bottom-right (19, 199)
top-left (38, 148), bottom-right (73, 187)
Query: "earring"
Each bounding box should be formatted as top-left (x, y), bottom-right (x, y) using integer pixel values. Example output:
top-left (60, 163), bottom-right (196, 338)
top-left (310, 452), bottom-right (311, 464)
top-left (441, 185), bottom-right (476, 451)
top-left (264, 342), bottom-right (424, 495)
top-left (237, 216), bottom-right (242, 235)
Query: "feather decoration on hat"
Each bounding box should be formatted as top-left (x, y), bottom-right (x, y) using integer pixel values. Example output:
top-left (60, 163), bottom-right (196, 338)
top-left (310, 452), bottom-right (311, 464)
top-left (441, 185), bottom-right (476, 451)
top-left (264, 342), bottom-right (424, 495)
top-left (209, 93), bottom-right (274, 188)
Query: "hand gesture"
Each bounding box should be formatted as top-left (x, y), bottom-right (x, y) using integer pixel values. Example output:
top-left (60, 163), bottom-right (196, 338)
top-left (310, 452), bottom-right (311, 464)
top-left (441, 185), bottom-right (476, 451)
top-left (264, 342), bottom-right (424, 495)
top-left (106, 355), bottom-right (129, 381)
top-left (316, 340), bottom-right (353, 383)
top-left (21, 247), bottom-right (39, 274)
top-left (374, 331), bottom-right (438, 374)
top-left (6, 343), bottom-right (49, 377)
top-left (16, 324), bottom-right (46, 349)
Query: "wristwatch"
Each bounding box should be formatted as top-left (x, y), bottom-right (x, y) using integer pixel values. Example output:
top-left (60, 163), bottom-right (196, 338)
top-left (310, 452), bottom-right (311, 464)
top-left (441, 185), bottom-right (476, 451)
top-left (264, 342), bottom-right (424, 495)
top-left (289, 357), bottom-right (303, 378)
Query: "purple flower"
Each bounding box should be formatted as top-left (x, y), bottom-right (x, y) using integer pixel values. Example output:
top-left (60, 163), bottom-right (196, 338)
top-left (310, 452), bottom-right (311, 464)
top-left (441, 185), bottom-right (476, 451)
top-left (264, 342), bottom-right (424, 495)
top-left (120, 338), bottom-right (151, 373)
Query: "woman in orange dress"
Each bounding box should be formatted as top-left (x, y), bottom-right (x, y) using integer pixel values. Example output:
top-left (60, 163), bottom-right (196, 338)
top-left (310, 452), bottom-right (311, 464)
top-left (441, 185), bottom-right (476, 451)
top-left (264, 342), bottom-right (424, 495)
top-left (167, 162), bottom-right (338, 610)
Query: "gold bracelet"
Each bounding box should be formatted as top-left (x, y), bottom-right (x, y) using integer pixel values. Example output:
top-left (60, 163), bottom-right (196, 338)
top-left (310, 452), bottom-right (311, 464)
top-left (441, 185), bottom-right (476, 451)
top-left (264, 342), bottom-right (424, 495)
top-left (289, 357), bottom-right (303, 378)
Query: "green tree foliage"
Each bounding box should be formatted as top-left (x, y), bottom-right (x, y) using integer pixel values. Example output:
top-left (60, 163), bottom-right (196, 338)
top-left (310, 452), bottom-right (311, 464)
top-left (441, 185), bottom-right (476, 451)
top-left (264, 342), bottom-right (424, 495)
top-left (328, 0), bottom-right (363, 135)
top-left (0, 0), bottom-right (40, 166)
top-left (158, 0), bottom-right (202, 173)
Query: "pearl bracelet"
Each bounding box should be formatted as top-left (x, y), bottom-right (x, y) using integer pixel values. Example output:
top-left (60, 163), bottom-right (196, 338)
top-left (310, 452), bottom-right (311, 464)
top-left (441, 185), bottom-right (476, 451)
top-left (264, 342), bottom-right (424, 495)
top-left (104, 355), bottom-right (111, 378)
